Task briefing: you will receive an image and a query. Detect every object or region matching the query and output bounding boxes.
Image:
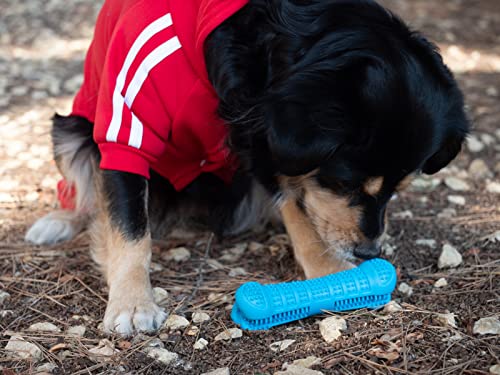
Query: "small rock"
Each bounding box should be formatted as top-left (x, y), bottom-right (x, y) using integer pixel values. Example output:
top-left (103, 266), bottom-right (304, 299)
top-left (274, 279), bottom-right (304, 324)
top-left (291, 356), bottom-right (322, 368)
top-left (473, 317), bottom-right (500, 335)
top-left (490, 364), bottom-right (500, 375)
top-left (468, 159), bottom-right (492, 179)
top-left (436, 313), bottom-right (457, 328)
top-left (415, 239), bottom-right (437, 248)
top-left (36, 363), bottom-right (58, 373)
top-left (270, 339), bottom-right (296, 352)
top-left (145, 338), bottom-right (164, 349)
top-left (466, 135), bottom-right (485, 153)
top-left (275, 365), bottom-right (324, 375)
top-left (207, 259), bottom-right (225, 270)
top-left (410, 177), bottom-right (441, 192)
top-left (67, 325), bottom-right (86, 337)
top-left (444, 177), bottom-right (470, 191)
top-left (383, 301), bottom-right (403, 313)
top-left (164, 314), bottom-right (189, 331)
top-left (192, 312), bottom-right (210, 323)
top-left (147, 348), bottom-right (179, 365)
top-left (214, 328), bottom-right (242, 341)
top-left (228, 267), bottom-right (247, 277)
top-left (0, 310), bottom-right (14, 318)
top-left (382, 243), bottom-right (396, 256)
top-left (434, 278), bottom-right (448, 288)
top-left (438, 244), bottom-right (463, 269)
top-left (447, 195), bottom-right (466, 205)
top-left (202, 368), bottom-right (230, 375)
top-left (0, 290), bottom-right (10, 305)
top-left (153, 287), bottom-right (169, 305)
top-left (398, 282), bottom-right (413, 297)
top-left (89, 339), bottom-right (118, 360)
top-left (248, 242), bottom-right (264, 253)
top-left (392, 210), bottom-right (413, 219)
top-left (186, 326), bottom-right (199, 336)
top-left (486, 182), bottom-right (500, 194)
top-left (28, 322), bottom-right (61, 333)
top-left (163, 247), bottom-right (191, 262)
top-left (193, 338), bottom-right (209, 350)
top-left (207, 293), bottom-right (229, 303)
top-left (437, 208), bottom-right (457, 219)
top-left (319, 316), bottom-right (347, 343)
top-left (219, 243), bottom-right (247, 262)
top-left (5, 335), bottom-right (43, 361)
top-left (150, 262), bottom-right (164, 272)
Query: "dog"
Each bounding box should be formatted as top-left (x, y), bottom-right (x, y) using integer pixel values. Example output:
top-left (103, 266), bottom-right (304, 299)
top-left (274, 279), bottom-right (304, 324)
top-left (26, 0), bottom-right (469, 335)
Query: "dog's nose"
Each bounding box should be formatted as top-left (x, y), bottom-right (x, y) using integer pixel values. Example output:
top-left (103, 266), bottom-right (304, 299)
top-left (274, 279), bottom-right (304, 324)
top-left (353, 242), bottom-right (381, 260)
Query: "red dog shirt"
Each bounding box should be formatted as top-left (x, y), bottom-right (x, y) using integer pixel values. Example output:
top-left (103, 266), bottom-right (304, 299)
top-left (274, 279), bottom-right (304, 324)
top-left (71, 0), bottom-right (248, 191)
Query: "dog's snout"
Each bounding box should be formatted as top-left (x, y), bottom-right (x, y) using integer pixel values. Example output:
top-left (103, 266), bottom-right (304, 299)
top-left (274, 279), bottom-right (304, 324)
top-left (353, 242), bottom-right (381, 260)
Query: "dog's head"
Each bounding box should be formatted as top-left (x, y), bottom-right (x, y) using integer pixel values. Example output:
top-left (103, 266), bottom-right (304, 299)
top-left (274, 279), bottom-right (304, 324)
top-left (206, 0), bottom-right (470, 262)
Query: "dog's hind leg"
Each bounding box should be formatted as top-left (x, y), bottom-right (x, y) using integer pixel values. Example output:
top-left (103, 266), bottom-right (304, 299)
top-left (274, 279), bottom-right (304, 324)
top-left (25, 114), bottom-right (97, 245)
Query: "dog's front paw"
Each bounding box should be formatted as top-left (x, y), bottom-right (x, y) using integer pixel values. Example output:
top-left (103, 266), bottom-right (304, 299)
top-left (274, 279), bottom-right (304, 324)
top-left (25, 210), bottom-right (84, 245)
top-left (103, 297), bottom-right (167, 336)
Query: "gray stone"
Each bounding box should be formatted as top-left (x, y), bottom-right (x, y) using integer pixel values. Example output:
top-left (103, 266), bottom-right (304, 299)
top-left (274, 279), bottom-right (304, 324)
top-left (269, 339), bottom-right (296, 352)
top-left (434, 278), bottom-right (448, 288)
top-left (5, 335), bottom-right (43, 361)
top-left (490, 364), bottom-right (500, 375)
top-left (147, 348), bottom-right (179, 365)
top-left (486, 181), bottom-right (500, 194)
top-left (291, 356), bottom-right (322, 368)
top-left (445, 177), bottom-right (470, 191)
top-left (192, 311), bottom-right (210, 323)
top-left (383, 301), bottom-right (403, 313)
top-left (438, 244), bottom-right (463, 269)
top-left (28, 322), bottom-right (61, 333)
top-left (0, 290), bottom-right (10, 305)
top-left (469, 159), bottom-right (492, 179)
top-left (228, 267), bottom-right (247, 277)
top-left (398, 282), bottom-right (413, 297)
top-left (466, 135), bottom-right (485, 153)
top-left (153, 287), bottom-right (169, 305)
top-left (436, 313), bottom-right (457, 328)
top-left (67, 325), bottom-right (86, 337)
top-left (214, 328), bottom-right (242, 341)
top-left (202, 368), bottom-right (230, 375)
top-left (409, 177), bottom-right (441, 192)
top-left (473, 317), bottom-right (500, 335)
top-left (164, 314), bottom-right (189, 331)
top-left (447, 195), bottom-right (466, 205)
top-left (275, 365), bottom-right (324, 375)
top-left (163, 247), bottom-right (191, 262)
top-left (416, 239), bottom-right (437, 248)
top-left (193, 338), bottom-right (209, 350)
top-left (319, 316), bottom-right (347, 343)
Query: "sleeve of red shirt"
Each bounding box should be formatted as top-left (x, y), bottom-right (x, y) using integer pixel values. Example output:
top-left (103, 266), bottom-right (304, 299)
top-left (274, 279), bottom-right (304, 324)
top-left (92, 3), bottom-right (177, 180)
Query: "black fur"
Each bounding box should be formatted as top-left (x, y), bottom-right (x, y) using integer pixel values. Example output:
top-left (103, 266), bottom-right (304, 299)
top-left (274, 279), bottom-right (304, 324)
top-left (205, 0), bottom-right (470, 247)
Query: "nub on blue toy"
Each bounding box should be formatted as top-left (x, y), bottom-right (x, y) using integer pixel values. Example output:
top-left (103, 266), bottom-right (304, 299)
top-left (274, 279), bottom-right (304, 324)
top-left (231, 258), bottom-right (397, 330)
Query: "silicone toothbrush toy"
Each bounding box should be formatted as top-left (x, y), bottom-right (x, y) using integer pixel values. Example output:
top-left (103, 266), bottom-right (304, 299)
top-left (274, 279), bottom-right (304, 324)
top-left (231, 258), bottom-right (397, 330)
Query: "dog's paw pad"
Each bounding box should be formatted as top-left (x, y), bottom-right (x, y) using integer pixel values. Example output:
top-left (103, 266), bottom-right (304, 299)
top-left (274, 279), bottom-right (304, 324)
top-left (104, 300), bottom-right (167, 336)
top-left (25, 211), bottom-right (77, 245)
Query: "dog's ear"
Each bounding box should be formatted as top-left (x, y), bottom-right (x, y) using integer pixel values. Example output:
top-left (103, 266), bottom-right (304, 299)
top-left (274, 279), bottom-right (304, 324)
top-left (267, 101), bottom-right (343, 176)
top-left (421, 131), bottom-right (466, 175)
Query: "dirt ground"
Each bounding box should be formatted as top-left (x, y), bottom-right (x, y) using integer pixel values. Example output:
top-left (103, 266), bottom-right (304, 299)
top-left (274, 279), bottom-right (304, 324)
top-left (0, 0), bottom-right (499, 374)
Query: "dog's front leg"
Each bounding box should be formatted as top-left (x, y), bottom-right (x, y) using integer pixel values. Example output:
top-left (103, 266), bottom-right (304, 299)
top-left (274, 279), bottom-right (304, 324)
top-left (91, 170), bottom-right (166, 335)
top-left (280, 198), bottom-right (354, 279)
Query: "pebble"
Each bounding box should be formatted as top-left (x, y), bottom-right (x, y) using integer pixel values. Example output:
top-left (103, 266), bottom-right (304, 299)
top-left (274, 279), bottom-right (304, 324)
top-left (486, 182), bottom-right (500, 194)
top-left (275, 365), bottom-right (324, 375)
top-left (228, 267), bottom-right (247, 277)
top-left (214, 328), bottom-right (242, 341)
top-left (383, 301), bottom-right (403, 313)
top-left (468, 159), bottom-right (492, 179)
top-left (434, 278), bottom-right (448, 288)
top-left (163, 247), bottom-right (191, 262)
top-left (193, 338), bottom-right (209, 350)
top-left (291, 356), bottom-right (322, 368)
top-left (36, 363), bottom-right (58, 373)
top-left (318, 316), bottom-right (347, 343)
top-left (5, 335), bottom-right (43, 361)
top-left (466, 135), bottom-right (485, 153)
top-left (164, 314), bottom-right (190, 331)
top-left (436, 313), bottom-right (457, 328)
top-left (438, 244), bottom-right (463, 269)
top-left (392, 210), bottom-right (413, 219)
top-left (382, 243), bottom-right (396, 256)
top-left (186, 326), bottom-right (199, 336)
top-left (0, 310), bottom-right (14, 318)
top-left (490, 364), bottom-right (500, 375)
top-left (410, 177), bottom-right (441, 192)
top-left (192, 312), bottom-right (210, 323)
top-left (248, 241), bottom-right (264, 253)
top-left (67, 325), bottom-right (86, 337)
top-left (398, 282), bottom-right (413, 297)
top-left (444, 177), bottom-right (470, 191)
top-left (219, 243), bottom-right (247, 262)
top-left (415, 239), bottom-right (437, 248)
top-left (28, 322), bottom-right (61, 333)
top-left (473, 317), bottom-right (500, 335)
top-left (202, 368), bottom-right (230, 375)
top-left (89, 339), bottom-right (118, 360)
top-left (147, 348), bottom-right (179, 365)
top-left (150, 262), bottom-right (164, 272)
top-left (153, 287), bottom-right (169, 305)
top-left (437, 208), bottom-right (457, 219)
top-left (447, 195), bottom-right (466, 205)
top-left (269, 339), bottom-right (296, 352)
top-left (0, 290), bottom-right (10, 305)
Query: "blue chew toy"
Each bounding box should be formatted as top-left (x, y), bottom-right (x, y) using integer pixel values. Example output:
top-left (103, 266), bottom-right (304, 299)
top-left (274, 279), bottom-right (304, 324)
top-left (231, 258), bottom-right (397, 330)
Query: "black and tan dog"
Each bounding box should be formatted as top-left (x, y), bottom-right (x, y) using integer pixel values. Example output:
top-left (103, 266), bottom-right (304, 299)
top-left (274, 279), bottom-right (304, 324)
top-left (26, 0), bottom-right (469, 335)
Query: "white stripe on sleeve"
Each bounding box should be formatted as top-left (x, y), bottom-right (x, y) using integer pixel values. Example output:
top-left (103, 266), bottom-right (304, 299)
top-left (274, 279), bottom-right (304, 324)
top-left (129, 113), bottom-right (144, 149)
top-left (106, 13), bottom-right (173, 143)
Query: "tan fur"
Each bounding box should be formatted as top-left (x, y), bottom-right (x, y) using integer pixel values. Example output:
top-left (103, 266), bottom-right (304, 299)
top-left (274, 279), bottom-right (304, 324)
top-left (364, 177), bottom-right (384, 196)
top-left (280, 198), bottom-right (355, 278)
